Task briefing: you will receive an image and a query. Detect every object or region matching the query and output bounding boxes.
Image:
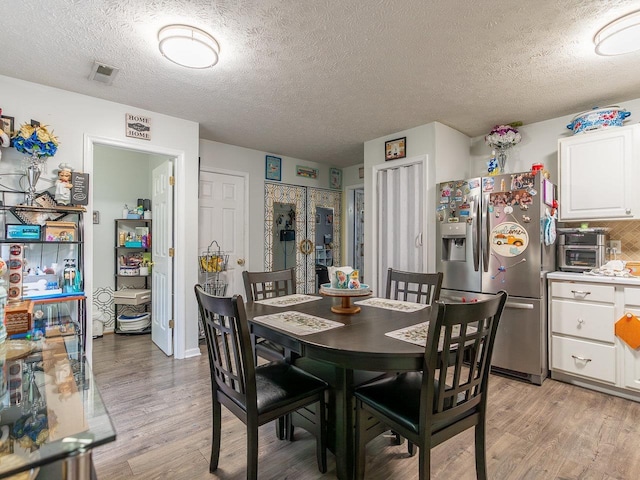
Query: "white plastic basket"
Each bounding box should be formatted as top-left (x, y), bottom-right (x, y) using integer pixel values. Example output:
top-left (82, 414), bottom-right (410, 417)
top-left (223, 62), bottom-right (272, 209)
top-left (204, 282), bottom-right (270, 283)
top-left (117, 313), bottom-right (151, 332)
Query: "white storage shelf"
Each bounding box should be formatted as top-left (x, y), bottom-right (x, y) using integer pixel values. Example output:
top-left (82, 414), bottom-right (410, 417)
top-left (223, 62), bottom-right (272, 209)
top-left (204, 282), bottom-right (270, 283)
top-left (315, 247), bottom-right (333, 266)
top-left (114, 218), bottom-right (152, 334)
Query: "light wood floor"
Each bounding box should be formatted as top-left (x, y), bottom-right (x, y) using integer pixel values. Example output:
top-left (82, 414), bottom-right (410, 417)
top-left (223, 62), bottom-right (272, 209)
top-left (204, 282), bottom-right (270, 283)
top-left (91, 334), bottom-right (640, 479)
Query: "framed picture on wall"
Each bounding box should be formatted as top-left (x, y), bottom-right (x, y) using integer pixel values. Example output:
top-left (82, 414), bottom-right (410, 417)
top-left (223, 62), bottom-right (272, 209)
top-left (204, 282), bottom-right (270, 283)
top-left (385, 137), bottom-right (406, 161)
top-left (265, 155), bottom-right (282, 181)
top-left (329, 168), bottom-right (342, 189)
top-left (1, 115), bottom-right (14, 146)
top-left (296, 165), bottom-right (318, 179)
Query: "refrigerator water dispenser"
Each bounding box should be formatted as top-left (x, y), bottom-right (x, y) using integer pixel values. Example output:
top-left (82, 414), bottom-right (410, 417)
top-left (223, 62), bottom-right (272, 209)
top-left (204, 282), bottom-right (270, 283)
top-left (441, 223), bottom-right (467, 262)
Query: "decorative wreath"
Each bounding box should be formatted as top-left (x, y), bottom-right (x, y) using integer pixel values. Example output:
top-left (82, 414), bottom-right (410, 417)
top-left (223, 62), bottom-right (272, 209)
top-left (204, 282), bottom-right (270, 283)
top-left (299, 239), bottom-right (313, 255)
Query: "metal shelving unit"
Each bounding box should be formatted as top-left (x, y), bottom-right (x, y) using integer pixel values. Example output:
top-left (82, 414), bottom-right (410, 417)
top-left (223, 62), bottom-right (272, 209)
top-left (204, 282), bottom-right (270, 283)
top-left (0, 191), bottom-right (87, 353)
top-left (114, 218), bottom-right (152, 334)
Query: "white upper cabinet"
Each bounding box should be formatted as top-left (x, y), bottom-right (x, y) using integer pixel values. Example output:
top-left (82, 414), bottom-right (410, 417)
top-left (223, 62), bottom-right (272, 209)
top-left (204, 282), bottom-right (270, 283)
top-left (558, 124), bottom-right (640, 221)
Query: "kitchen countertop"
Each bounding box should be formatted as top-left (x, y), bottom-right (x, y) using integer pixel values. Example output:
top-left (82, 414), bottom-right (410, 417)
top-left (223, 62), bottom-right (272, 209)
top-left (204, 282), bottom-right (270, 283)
top-left (548, 271), bottom-right (640, 286)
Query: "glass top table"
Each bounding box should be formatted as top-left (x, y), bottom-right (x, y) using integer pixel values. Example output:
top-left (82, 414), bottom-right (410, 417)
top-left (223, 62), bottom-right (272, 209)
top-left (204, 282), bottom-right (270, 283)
top-left (0, 335), bottom-right (116, 479)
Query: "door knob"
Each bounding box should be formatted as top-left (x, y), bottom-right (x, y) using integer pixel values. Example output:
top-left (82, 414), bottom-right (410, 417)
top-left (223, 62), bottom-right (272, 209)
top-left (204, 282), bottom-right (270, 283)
top-left (237, 258), bottom-right (245, 266)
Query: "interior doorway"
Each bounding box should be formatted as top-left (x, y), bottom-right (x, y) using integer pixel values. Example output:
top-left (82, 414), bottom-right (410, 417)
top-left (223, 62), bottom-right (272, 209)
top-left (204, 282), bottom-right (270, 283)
top-left (86, 139), bottom-right (178, 362)
top-left (346, 186), bottom-right (364, 281)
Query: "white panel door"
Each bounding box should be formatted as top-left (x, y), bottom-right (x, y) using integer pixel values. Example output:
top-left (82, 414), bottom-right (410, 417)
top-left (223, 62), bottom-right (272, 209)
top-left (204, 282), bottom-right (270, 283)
top-left (151, 160), bottom-right (174, 355)
top-left (198, 171), bottom-right (246, 296)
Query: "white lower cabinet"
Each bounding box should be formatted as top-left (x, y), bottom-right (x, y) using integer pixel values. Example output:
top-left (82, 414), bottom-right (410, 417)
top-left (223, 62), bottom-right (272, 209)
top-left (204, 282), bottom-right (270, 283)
top-left (551, 336), bottom-right (616, 383)
top-left (622, 344), bottom-right (640, 391)
top-left (622, 287), bottom-right (640, 392)
top-left (548, 276), bottom-right (640, 401)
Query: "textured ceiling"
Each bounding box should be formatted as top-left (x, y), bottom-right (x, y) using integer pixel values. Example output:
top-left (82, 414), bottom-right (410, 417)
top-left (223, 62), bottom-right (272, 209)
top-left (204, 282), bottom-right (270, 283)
top-left (1, 0), bottom-right (640, 167)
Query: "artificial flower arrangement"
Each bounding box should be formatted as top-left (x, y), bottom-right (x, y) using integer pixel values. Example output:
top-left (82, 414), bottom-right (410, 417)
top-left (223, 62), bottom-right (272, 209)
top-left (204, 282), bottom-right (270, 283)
top-left (13, 122), bottom-right (59, 158)
top-left (485, 123), bottom-right (522, 150)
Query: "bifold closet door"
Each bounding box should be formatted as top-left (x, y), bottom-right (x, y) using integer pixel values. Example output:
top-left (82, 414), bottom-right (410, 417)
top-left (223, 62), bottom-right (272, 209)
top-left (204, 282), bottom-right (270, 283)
top-left (264, 183), bottom-right (341, 294)
top-left (376, 162), bottom-right (424, 293)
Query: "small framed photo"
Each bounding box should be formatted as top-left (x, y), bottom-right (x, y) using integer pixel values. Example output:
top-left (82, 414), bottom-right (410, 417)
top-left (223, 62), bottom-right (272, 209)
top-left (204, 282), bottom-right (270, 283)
top-left (1, 115), bottom-right (14, 146)
top-left (329, 168), bottom-right (342, 189)
top-left (265, 155), bottom-right (282, 181)
top-left (385, 137), bottom-right (406, 161)
top-left (326, 214), bottom-right (333, 225)
top-left (296, 165), bottom-right (318, 179)
top-left (358, 167), bottom-right (364, 179)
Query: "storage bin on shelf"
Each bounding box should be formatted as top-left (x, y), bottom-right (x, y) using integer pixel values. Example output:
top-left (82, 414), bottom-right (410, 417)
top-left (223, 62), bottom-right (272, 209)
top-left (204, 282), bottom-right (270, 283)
top-left (113, 289), bottom-right (151, 305)
top-left (117, 312), bottom-right (150, 332)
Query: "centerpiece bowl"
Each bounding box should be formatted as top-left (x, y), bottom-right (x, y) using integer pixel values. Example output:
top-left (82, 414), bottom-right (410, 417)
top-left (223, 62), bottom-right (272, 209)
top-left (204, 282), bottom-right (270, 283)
top-left (319, 283), bottom-right (371, 314)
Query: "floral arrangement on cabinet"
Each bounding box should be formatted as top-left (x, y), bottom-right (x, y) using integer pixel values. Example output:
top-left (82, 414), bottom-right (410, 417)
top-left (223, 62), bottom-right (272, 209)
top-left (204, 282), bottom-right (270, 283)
top-left (485, 123), bottom-right (521, 175)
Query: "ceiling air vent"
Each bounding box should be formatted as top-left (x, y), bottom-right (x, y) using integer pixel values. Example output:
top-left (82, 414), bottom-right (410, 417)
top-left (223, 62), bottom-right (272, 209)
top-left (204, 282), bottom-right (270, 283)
top-left (88, 61), bottom-right (120, 85)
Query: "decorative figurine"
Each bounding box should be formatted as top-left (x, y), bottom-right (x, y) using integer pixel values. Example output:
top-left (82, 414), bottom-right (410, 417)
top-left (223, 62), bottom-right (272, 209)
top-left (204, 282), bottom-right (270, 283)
top-left (54, 163), bottom-right (73, 205)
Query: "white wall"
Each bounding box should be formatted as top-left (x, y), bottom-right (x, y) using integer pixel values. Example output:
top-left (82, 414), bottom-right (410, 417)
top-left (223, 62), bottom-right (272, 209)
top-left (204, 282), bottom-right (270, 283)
top-left (342, 163), bottom-right (363, 188)
top-left (363, 122), bottom-right (469, 286)
top-left (0, 74), bottom-right (200, 361)
top-left (198, 139), bottom-right (342, 272)
top-left (469, 99), bottom-right (640, 182)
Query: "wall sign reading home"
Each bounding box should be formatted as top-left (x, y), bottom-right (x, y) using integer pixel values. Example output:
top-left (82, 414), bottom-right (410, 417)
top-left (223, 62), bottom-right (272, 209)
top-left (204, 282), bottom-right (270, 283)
top-left (125, 113), bottom-right (151, 140)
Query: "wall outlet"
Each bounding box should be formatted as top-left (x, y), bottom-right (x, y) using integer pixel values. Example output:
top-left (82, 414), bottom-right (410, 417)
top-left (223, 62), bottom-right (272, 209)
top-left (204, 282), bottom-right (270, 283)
top-left (608, 240), bottom-right (622, 254)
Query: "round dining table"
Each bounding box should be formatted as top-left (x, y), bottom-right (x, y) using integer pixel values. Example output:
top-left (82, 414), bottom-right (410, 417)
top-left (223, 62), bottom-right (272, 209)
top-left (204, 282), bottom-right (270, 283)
top-left (244, 295), bottom-right (431, 480)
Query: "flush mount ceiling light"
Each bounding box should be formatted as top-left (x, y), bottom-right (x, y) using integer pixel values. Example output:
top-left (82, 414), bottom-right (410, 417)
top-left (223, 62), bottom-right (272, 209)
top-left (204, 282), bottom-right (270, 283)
top-left (594, 10), bottom-right (640, 55)
top-left (158, 24), bottom-right (220, 68)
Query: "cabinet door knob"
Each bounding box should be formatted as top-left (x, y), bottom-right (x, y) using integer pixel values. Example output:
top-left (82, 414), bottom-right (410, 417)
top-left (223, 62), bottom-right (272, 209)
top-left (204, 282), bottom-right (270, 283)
top-left (577, 318), bottom-right (584, 324)
top-left (626, 209), bottom-right (632, 215)
top-left (237, 258), bottom-right (245, 266)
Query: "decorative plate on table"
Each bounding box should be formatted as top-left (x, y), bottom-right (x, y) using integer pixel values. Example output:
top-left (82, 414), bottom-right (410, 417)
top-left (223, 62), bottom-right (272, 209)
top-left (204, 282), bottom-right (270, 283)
top-left (320, 283), bottom-right (371, 296)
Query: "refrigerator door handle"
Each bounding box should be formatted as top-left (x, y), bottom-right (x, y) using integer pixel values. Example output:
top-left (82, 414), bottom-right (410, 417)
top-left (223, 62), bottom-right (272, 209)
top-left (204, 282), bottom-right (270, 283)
top-left (472, 197), bottom-right (479, 271)
top-left (482, 192), bottom-right (490, 272)
top-left (505, 301), bottom-right (535, 310)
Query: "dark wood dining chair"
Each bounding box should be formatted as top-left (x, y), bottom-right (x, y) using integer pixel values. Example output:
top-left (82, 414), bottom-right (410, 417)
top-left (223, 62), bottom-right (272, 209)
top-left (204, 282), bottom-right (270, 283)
top-left (353, 291), bottom-right (508, 480)
top-left (242, 267), bottom-right (296, 362)
top-left (194, 285), bottom-right (328, 479)
top-left (385, 268), bottom-right (444, 445)
top-left (385, 268), bottom-right (443, 305)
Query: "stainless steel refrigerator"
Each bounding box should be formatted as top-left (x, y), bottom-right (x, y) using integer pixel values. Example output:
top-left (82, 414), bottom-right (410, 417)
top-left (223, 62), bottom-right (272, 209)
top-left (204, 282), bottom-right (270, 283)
top-left (435, 172), bottom-right (556, 385)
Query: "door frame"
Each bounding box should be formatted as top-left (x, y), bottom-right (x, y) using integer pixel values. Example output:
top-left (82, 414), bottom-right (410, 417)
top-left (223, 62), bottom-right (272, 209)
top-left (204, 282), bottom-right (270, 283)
top-left (344, 184), bottom-right (364, 277)
top-left (84, 135), bottom-right (187, 363)
top-left (198, 166), bottom-right (250, 296)
top-left (370, 155), bottom-right (429, 295)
